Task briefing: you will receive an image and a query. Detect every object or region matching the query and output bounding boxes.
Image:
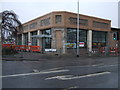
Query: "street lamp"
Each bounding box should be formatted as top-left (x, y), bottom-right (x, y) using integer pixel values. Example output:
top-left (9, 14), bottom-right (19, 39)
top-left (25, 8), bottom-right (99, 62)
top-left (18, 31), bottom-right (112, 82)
top-left (0, 13), bottom-right (2, 43)
top-left (76, 0), bottom-right (80, 57)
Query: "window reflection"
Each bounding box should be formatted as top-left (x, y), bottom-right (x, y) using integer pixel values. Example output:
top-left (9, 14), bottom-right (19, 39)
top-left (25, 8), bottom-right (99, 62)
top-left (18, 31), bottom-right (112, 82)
top-left (92, 31), bottom-right (107, 48)
top-left (42, 29), bottom-right (51, 49)
top-left (67, 28), bottom-right (87, 48)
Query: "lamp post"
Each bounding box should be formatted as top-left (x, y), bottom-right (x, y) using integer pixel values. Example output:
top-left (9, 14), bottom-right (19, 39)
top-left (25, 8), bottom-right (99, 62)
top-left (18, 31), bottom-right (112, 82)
top-left (0, 13), bottom-right (2, 90)
top-left (76, 0), bottom-right (80, 57)
top-left (0, 13), bottom-right (2, 40)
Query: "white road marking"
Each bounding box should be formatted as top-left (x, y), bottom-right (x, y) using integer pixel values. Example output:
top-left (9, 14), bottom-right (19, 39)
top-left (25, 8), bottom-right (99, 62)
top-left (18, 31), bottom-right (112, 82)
top-left (68, 86), bottom-right (79, 89)
top-left (1, 64), bottom-right (116, 78)
top-left (45, 75), bottom-right (73, 80)
top-left (0, 69), bottom-right (69, 78)
top-left (41, 67), bottom-right (62, 72)
top-left (99, 64), bottom-right (118, 68)
top-left (45, 71), bottom-right (111, 80)
top-left (91, 64), bottom-right (104, 67)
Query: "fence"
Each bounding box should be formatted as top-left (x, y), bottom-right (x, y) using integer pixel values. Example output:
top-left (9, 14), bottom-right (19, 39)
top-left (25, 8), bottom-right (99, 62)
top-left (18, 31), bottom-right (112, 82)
top-left (100, 47), bottom-right (119, 56)
top-left (2, 44), bottom-right (120, 55)
top-left (2, 44), bottom-right (41, 52)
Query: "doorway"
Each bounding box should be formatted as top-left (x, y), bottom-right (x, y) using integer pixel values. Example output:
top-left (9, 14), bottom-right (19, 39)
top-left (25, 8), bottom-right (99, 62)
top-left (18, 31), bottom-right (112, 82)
top-left (55, 30), bottom-right (63, 52)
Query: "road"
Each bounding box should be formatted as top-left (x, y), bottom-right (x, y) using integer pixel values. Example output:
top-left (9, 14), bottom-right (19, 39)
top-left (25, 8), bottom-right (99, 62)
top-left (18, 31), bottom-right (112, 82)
top-left (2, 57), bottom-right (119, 88)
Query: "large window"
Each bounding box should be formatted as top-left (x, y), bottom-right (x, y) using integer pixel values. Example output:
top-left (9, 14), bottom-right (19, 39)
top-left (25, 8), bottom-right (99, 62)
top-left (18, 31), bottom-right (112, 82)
top-left (67, 28), bottom-right (77, 43)
top-left (42, 29), bottom-right (51, 49)
top-left (24, 33), bottom-right (28, 45)
top-left (40, 17), bottom-right (50, 26)
top-left (23, 25), bottom-right (28, 31)
top-left (79, 30), bottom-right (87, 42)
top-left (92, 31), bottom-right (107, 48)
top-left (67, 28), bottom-right (87, 48)
top-left (93, 21), bottom-right (109, 29)
top-left (29, 22), bottom-right (37, 29)
top-left (68, 17), bottom-right (88, 26)
top-left (55, 15), bottom-right (62, 24)
top-left (31, 31), bottom-right (37, 46)
top-left (18, 34), bottom-right (22, 45)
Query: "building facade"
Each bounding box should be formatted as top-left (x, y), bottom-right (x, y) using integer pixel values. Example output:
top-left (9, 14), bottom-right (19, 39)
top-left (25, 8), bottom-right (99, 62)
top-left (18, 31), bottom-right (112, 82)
top-left (110, 27), bottom-right (120, 47)
top-left (18, 11), bottom-right (112, 54)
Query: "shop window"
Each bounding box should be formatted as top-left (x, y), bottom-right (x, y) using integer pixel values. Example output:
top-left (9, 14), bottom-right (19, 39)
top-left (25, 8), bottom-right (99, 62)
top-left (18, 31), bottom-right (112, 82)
top-left (18, 34), bottom-right (22, 45)
top-left (67, 28), bottom-right (77, 43)
top-left (42, 29), bottom-right (51, 49)
top-left (67, 28), bottom-right (87, 48)
top-left (31, 31), bottom-right (37, 46)
top-left (92, 31), bottom-right (107, 48)
top-left (24, 33), bottom-right (28, 45)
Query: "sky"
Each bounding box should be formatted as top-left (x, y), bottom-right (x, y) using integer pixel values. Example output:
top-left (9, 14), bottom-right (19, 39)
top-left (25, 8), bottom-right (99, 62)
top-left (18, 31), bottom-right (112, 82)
top-left (1, 0), bottom-right (120, 28)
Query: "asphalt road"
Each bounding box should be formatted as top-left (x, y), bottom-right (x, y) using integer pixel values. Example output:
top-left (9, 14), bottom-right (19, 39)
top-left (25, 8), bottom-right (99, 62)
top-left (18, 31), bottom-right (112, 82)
top-left (2, 57), bottom-right (119, 88)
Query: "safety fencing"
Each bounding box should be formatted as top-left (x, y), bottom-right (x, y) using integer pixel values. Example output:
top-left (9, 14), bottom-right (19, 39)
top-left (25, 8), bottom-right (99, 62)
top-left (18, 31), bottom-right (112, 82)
top-left (2, 44), bottom-right (41, 52)
top-left (109, 47), bottom-right (119, 56)
top-left (2, 44), bottom-right (15, 49)
top-left (2, 44), bottom-right (120, 55)
top-left (100, 47), bottom-right (119, 56)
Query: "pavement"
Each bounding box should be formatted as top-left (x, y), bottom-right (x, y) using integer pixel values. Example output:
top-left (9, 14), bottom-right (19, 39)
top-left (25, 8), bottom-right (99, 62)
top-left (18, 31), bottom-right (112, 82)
top-left (2, 51), bottom-right (119, 66)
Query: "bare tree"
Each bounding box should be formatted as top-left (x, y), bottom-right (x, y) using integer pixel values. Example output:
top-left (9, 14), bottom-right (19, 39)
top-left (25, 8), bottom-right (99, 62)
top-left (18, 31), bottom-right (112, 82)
top-left (1, 10), bottom-right (23, 44)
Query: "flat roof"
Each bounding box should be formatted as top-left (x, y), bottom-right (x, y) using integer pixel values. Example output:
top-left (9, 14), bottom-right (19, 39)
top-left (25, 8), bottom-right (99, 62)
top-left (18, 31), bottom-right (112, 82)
top-left (22, 11), bottom-right (111, 25)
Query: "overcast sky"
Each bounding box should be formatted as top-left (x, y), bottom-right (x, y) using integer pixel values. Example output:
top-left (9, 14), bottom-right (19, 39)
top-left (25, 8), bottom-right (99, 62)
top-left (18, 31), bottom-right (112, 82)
top-left (1, 0), bottom-right (119, 28)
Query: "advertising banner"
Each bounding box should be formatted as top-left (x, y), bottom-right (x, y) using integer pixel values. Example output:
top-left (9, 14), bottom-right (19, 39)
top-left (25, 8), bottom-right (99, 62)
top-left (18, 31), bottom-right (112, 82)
top-left (65, 43), bottom-right (76, 48)
top-left (79, 42), bottom-right (85, 47)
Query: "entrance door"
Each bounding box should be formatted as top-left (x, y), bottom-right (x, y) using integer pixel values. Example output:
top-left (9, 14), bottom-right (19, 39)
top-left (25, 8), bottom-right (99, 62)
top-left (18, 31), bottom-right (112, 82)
top-left (55, 30), bottom-right (62, 51)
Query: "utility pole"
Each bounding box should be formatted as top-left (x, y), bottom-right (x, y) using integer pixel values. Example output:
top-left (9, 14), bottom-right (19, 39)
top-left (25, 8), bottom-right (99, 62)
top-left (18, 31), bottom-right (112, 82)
top-left (77, 0), bottom-right (80, 57)
top-left (0, 13), bottom-right (2, 90)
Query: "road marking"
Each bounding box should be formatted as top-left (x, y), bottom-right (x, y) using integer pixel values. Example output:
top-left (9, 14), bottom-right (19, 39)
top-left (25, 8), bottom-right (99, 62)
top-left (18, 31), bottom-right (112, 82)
top-left (41, 67), bottom-right (62, 72)
top-left (45, 75), bottom-right (73, 80)
top-left (68, 86), bottom-right (79, 89)
top-left (99, 64), bottom-right (118, 68)
top-left (45, 71), bottom-right (111, 80)
top-left (91, 64), bottom-right (104, 67)
top-left (1, 69), bottom-right (69, 78)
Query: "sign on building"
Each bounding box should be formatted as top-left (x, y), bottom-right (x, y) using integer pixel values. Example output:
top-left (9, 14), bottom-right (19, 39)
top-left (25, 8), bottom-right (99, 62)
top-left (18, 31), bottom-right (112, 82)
top-left (45, 49), bottom-right (56, 52)
top-left (79, 42), bottom-right (85, 47)
top-left (65, 43), bottom-right (76, 48)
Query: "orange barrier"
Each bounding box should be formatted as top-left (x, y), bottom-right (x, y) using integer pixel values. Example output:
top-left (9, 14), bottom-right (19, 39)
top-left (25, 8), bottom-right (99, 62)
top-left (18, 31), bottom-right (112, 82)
top-left (100, 47), bottom-right (105, 54)
top-left (14, 45), bottom-right (30, 51)
top-left (25, 45), bottom-right (31, 52)
top-left (14, 45), bottom-right (21, 51)
top-left (100, 47), bottom-right (119, 56)
top-left (30, 46), bottom-right (41, 52)
top-left (19, 45), bottom-right (27, 51)
top-left (2, 44), bottom-right (15, 49)
top-left (109, 47), bottom-right (119, 56)
top-left (3, 44), bottom-right (41, 52)
top-left (2, 44), bottom-right (13, 47)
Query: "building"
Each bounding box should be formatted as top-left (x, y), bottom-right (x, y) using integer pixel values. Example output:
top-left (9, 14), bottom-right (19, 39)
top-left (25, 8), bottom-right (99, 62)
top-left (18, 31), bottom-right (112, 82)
top-left (0, 13), bottom-right (2, 41)
top-left (110, 27), bottom-right (120, 47)
top-left (18, 11), bottom-right (113, 55)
